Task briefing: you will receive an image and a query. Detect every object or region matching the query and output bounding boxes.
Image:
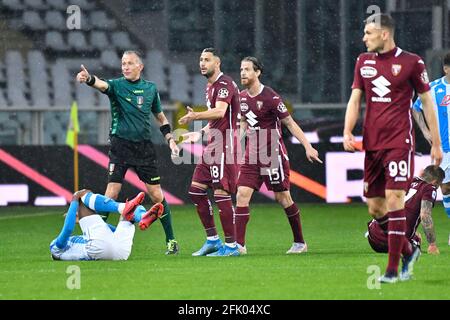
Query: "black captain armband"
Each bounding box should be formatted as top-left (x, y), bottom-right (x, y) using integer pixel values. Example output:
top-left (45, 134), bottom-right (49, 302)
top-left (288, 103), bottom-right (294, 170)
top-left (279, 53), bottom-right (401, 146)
top-left (160, 124), bottom-right (172, 138)
top-left (86, 75), bottom-right (96, 86)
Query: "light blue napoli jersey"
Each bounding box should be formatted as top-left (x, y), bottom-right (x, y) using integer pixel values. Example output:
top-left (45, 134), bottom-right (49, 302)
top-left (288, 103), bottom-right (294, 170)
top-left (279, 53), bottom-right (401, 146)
top-left (50, 236), bottom-right (91, 261)
top-left (413, 76), bottom-right (450, 151)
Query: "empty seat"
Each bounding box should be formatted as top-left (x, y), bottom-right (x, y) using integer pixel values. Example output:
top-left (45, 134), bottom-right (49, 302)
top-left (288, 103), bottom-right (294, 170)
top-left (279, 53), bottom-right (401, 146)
top-left (5, 51), bottom-right (28, 107)
top-left (45, 31), bottom-right (68, 51)
top-left (2, 0), bottom-right (25, 10)
top-left (70, 0), bottom-right (96, 10)
top-left (24, 0), bottom-right (48, 10)
top-left (45, 10), bottom-right (66, 30)
top-left (22, 11), bottom-right (45, 31)
top-left (89, 11), bottom-right (117, 30)
top-left (89, 31), bottom-right (110, 50)
top-left (67, 31), bottom-right (89, 51)
top-left (192, 74), bottom-right (207, 105)
top-left (145, 50), bottom-right (167, 93)
top-left (111, 31), bottom-right (132, 50)
top-left (100, 50), bottom-right (119, 69)
top-left (47, 0), bottom-right (67, 10)
top-left (51, 62), bottom-right (72, 106)
top-left (75, 81), bottom-right (96, 108)
top-left (28, 51), bottom-right (50, 106)
top-left (169, 63), bottom-right (189, 102)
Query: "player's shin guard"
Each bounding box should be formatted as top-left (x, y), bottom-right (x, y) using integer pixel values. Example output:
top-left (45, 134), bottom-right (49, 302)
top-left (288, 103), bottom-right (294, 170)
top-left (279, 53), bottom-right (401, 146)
top-left (214, 194), bottom-right (236, 244)
top-left (284, 204), bottom-right (305, 244)
top-left (159, 198), bottom-right (175, 242)
top-left (235, 206), bottom-right (250, 246)
top-left (443, 195), bottom-right (450, 218)
top-left (189, 186), bottom-right (217, 237)
top-left (387, 209), bottom-right (406, 275)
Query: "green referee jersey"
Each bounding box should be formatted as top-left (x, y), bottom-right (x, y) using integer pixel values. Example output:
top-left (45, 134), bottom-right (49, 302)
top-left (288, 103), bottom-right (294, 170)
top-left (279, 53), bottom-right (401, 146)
top-left (103, 77), bottom-right (162, 142)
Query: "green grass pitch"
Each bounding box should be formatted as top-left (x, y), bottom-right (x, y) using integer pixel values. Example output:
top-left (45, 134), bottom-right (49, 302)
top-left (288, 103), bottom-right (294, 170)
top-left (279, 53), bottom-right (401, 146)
top-left (0, 203), bottom-right (449, 300)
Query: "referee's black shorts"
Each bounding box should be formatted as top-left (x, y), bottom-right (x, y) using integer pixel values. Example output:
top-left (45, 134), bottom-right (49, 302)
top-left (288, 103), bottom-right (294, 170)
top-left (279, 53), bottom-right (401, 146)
top-left (107, 135), bottom-right (161, 185)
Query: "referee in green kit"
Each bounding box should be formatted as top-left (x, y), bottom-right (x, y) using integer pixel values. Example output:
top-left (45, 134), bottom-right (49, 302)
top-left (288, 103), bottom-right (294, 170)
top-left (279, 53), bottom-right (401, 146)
top-left (76, 50), bottom-right (180, 254)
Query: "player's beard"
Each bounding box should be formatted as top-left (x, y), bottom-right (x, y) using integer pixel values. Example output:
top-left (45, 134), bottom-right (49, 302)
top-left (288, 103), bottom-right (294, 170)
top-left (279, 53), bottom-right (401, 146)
top-left (203, 68), bottom-right (215, 79)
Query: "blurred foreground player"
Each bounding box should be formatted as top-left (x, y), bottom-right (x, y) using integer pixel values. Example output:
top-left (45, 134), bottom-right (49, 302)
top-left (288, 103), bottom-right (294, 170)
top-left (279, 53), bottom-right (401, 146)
top-left (366, 165), bottom-right (444, 280)
top-left (343, 13), bottom-right (442, 283)
top-left (50, 190), bottom-right (163, 261)
top-left (236, 57), bottom-right (322, 255)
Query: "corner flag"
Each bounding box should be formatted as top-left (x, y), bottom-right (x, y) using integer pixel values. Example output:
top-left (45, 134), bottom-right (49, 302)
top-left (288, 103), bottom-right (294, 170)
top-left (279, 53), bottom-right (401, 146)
top-left (66, 101), bottom-right (80, 149)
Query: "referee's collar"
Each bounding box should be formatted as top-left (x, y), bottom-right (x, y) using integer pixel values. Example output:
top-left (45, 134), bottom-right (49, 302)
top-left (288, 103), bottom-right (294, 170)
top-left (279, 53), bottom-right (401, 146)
top-left (126, 77), bottom-right (141, 84)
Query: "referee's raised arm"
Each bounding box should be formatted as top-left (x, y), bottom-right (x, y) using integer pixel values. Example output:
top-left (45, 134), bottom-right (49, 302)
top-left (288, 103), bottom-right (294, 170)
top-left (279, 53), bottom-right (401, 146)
top-left (76, 64), bottom-right (109, 92)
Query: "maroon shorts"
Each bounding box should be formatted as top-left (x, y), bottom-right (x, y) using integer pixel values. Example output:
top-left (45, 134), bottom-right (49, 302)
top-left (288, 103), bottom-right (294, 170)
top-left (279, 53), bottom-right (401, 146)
top-left (364, 149), bottom-right (414, 198)
top-left (192, 157), bottom-right (238, 194)
top-left (237, 155), bottom-right (290, 192)
top-left (367, 220), bottom-right (422, 253)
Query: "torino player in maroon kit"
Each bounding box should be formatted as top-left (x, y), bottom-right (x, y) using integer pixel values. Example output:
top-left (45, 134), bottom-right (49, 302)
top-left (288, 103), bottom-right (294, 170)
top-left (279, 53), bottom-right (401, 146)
top-left (236, 57), bottom-right (322, 255)
top-left (366, 165), bottom-right (444, 279)
top-left (344, 14), bottom-right (443, 283)
top-left (179, 48), bottom-right (241, 256)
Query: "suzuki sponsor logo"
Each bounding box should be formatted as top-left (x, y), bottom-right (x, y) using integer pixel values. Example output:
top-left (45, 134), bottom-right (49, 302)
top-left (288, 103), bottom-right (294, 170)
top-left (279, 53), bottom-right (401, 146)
top-left (245, 110), bottom-right (259, 127)
top-left (371, 76), bottom-right (391, 102)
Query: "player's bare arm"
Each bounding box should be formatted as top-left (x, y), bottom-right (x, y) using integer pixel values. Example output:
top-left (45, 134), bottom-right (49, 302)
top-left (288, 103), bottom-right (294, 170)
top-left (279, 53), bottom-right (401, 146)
top-left (420, 90), bottom-right (443, 166)
top-left (281, 115), bottom-right (322, 164)
top-left (343, 89), bottom-right (363, 152)
top-left (181, 124), bottom-right (209, 144)
top-left (154, 112), bottom-right (179, 156)
top-left (420, 199), bottom-right (439, 254)
top-left (412, 108), bottom-right (432, 145)
top-left (178, 102), bottom-right (228, 125)
top-left (76, 64), bottom-right (109, 92)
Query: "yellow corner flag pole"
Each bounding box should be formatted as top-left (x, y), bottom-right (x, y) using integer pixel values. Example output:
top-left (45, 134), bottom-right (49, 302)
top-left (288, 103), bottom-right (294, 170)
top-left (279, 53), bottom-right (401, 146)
top-left (66, 101), bottom-right (80, 192)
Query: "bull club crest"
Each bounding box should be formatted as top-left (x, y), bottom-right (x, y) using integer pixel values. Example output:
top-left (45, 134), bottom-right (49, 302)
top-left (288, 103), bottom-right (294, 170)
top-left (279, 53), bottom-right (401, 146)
top-left (256, 101), bottom-right (263, 110)
top-left (391, 64), bottom-right (402, 76)
top-left (136, 96), bottom-right (144, 107)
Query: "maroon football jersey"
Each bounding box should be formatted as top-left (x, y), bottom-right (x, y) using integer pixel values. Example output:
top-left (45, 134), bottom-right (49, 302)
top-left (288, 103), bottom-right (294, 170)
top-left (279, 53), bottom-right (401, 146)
top-left (240, 85), bottom-right (290, 165)
top-left (205, 73), bottom-right (240, 154)
top-left (352, 47), bottom-right (431, 151)
top-left (404, 177), bottom-right (438, 239)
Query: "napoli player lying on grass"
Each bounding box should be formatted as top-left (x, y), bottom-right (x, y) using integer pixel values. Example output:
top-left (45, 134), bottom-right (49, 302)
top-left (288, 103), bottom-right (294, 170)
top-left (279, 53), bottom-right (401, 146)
top-left (49, 190), bottom-right (163, 261)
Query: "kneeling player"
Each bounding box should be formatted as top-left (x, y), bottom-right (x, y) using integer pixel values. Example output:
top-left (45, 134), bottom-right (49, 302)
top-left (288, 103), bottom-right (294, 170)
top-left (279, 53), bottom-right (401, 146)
top-left (366, 165), bottom-right (444, 280)
top-left (49, 190), bottom-right (163, 261)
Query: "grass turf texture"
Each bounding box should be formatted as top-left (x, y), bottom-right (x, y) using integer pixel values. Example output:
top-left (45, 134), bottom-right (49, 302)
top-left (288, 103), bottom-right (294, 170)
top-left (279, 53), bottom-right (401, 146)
top-left (0, 203), bottom-right (449, 300)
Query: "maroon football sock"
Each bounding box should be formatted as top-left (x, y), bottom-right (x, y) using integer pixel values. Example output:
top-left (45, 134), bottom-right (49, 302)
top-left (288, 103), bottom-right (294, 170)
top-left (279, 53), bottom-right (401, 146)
top-left (375, 215), bottom-right (389, 232)
top-left (402, 238), bottom-right (413, 257)
top-left (235, 206), bottom-right (250, 246)
top-left (387, 209), bottom-right (406, 275)
top-left (189, 186), bottom-right (217, 237)
top-left (214, 194), bottom-right (235, 244)
top-left (284, 204), bottom-right (304, 244)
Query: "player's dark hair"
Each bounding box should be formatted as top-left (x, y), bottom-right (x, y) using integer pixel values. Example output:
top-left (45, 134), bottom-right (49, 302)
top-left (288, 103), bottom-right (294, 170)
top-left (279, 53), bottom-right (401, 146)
top-left (202, 47), bottom-right (220, 57)
top-left (242, 56), bottom-right (264, 74)
top-left (123, 50), bottom-right (144, 65)
top-left (423, 165), bottom-right (445, 184)
top-left (364, 13), bottom-right (396, 34)
top-left (443, 52), bottom-right (450, 67)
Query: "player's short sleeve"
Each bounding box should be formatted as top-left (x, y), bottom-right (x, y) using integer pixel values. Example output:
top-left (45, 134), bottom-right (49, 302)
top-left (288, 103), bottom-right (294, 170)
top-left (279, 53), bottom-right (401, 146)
top-left (412, 97), bottom-right (423, 112)
top-left (273, 96), bottom-right (290, 120)
top-left (422, 185), bottom-right (437, 205)
top-left (151, 87), bottom-right (162, 114)
top-left (351, 56), bottom-right (364, 90)
top-left (215, 81), bottom-right (235, 105)
top-left (103, 78), bottom-right (118, 97)
top-left (410, 57), bottom-right (431, 94)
